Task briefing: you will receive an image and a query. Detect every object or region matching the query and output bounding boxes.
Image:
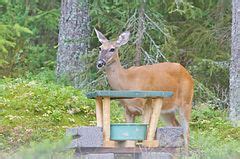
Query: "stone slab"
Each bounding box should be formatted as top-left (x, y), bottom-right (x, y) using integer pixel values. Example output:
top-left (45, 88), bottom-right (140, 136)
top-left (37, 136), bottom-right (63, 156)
top-left (86, 153), bottom-right (114, 159)
top-left (139, 152), bottom-right (173, 159)
top-left (66, 126), bottom-right (103, 148)
top-left (156, 127), bottom-right (184, 147)
top-left (67, 126), bottom-right (184, 149)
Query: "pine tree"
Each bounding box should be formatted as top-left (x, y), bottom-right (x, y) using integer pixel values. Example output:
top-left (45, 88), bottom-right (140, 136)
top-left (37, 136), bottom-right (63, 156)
top-left (56, 0), bottom-right (90, 88)
top-left (229, 0), bottom-right (240, 126)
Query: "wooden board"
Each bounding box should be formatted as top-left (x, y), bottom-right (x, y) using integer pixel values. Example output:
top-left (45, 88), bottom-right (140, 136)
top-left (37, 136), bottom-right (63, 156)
top-left (75, 147), bottom-right (179, 155)
top-left (102, 97), bottom-right (111, 146)
top-left (96, 97), bottom-right (103, 127)
top-left (86, 90), bottom-right (173, 99)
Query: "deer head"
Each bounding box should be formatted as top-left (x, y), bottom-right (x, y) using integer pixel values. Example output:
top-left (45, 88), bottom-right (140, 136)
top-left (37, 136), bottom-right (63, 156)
top-left (95, 29), bottom-right (130, 69)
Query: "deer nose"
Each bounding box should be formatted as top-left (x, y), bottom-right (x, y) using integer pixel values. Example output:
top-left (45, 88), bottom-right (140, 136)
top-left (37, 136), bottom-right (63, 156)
top-left (96, 60), bottom-right (106, 69)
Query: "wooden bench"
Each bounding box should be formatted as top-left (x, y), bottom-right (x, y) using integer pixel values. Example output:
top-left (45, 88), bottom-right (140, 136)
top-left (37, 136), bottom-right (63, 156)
top-left (86, 90), bottom-right (173, 148)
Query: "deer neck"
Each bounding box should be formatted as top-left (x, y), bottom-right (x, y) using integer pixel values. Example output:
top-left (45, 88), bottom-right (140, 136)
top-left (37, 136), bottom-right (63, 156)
top-left (104, 54), bottom-right (126, 90)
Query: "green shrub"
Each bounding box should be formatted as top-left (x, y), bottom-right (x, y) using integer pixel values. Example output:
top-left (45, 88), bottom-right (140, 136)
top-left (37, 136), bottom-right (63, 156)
top-left (0, 74), bottom-right (125, 152)
top-left (9, 137), bottom-right (74, 159)
top-left (189, 132), bottom-right (240, 159)
top-left (0, 1), bottom-right (59, 76)
top-left (189, 105), bottom-right (240, 158)
top-left (191, 105), bottom-right (240, 141)
top-left (0, 77), bottom-right (96, 151)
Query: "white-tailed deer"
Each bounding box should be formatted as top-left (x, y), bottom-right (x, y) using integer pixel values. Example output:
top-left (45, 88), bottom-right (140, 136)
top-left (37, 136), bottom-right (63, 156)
top-left (95, 29), bottom-right (194, 149)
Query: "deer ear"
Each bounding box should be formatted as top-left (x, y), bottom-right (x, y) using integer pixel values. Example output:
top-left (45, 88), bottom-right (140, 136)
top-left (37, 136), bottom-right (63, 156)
top-left (116, 31), bottom-right (130, 47)
top-left (94, 28), bottom-right (108, 43)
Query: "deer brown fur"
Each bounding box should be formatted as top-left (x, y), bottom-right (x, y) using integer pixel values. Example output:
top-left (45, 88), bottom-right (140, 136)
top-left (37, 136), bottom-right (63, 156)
top-left (95, 29), bottom-right (194, 148)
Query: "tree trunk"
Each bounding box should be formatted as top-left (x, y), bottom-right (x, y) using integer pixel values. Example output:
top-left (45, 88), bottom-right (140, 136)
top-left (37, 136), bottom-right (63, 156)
top-left (56, 0), bottom-right (89, 88)
top-left (134, 0), bottom-right (145, 66)
top-left (229, 0), bottom-right (240, 127)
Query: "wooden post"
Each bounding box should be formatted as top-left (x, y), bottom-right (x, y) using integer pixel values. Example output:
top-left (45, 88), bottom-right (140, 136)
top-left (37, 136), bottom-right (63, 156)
top-left (102, 97), bottom-right (116, 147)
top-left (147, 98), bottom-right (162, 139)
top-left (103, 97), bottom-right (110, 142)
top-left (143, 98), bottom-right (162, 147)
top-left (142, 99), bottom-right (152, 124)
top-left (96, 97), bottom-right (103, 127)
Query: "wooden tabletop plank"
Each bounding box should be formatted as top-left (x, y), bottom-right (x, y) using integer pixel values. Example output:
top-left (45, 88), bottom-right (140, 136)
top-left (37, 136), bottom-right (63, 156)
top-left (86, 90), bottom-right (173, 99)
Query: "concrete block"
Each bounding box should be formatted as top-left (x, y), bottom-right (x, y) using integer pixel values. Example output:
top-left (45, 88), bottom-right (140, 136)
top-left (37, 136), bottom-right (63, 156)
top-left (66, 126), bottom-right (103, 148)
top-left (115, 154), bottom-right (135, 159)
top-left (86, 153), bottom-right (114, 159)
top-left (156, 127), bottom-right (184, 147)
top-left (139, 152), bottom-right (173, 159)
top-left (66, 127), bottom-right (78, 136)
top-left (68, 138), bottom-right (78, 148)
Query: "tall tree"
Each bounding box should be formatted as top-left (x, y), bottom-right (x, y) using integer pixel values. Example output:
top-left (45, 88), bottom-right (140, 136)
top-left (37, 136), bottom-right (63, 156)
top-left (56, 0), bottom-right (89, 88)
top-left (229, 0), bottom-right (240, 126)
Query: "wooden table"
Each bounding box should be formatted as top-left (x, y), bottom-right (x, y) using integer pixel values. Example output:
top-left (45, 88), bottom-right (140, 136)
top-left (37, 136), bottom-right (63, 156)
top-left (86, 90), bottom-right (173, 148)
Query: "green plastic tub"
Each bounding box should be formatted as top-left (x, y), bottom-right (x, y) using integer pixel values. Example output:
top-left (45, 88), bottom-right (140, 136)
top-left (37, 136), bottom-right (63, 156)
top-left (110, 123), bottom-right (147, 141)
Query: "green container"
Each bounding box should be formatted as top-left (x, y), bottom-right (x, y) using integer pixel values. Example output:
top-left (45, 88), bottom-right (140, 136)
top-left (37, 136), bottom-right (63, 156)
top-left (110, 123), bottom-right (147, 141)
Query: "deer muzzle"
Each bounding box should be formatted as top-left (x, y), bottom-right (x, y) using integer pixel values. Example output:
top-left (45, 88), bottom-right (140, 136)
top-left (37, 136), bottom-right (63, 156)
top-left (96, 59), bottom-right (106, 69)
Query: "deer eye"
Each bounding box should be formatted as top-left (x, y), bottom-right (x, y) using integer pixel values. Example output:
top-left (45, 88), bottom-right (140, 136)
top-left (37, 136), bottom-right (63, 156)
top-left (109, 48), bottom-right (115, 52)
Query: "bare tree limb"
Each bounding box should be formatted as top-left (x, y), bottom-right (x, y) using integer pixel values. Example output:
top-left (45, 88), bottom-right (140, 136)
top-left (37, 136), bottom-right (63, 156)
top-left (134, 0), bottom-right (145, 66)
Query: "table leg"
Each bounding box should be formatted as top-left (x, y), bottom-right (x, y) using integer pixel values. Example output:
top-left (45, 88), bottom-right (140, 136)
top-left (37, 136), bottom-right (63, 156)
top-left (96, 97), bottom-right (103, 127)
top-left (102, 97), bottom-right (116, 147)
top-left (142, 99), bottom-right (152, 124)
top-left (143, 98), bottom-right (163, 147)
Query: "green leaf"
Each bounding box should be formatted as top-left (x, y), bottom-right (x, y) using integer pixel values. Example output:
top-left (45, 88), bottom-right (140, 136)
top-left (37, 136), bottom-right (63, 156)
top-left (13, 23), bottom-right (33, 37)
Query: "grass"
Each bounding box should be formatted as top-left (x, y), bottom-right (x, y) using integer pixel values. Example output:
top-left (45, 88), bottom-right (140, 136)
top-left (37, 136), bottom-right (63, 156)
top-left (0, 73), bottom-right (124, 154)
top-left (0, 72), bottom-right (239, 158)
top-left (0, 79), bottom-right (92, 152)
top-left (189, 107), bottom-right (240, 158)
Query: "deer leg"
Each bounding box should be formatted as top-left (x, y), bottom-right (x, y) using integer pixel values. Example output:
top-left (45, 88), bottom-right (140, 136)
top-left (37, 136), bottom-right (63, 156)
top-left (123, 107), bottom-right (136, 147)
top-left (125, 108), bottom-right (135, 123)
top-left (161, 112), bottom-right (180, 127)
top-left (142, 106), bottom-right (152, 124)
top-left (179, 105), bottom-right (192, 151)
